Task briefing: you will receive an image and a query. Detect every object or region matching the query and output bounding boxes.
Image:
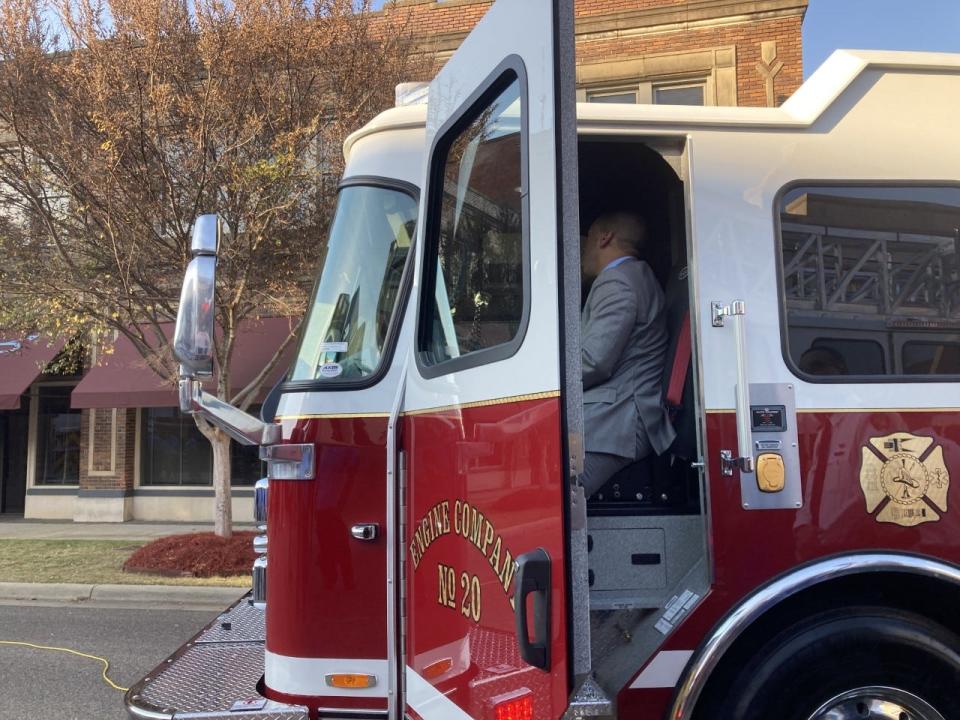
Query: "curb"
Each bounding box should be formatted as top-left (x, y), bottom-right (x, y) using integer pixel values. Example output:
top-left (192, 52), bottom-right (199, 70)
top-left (0, 582), bottom-right (248, 610)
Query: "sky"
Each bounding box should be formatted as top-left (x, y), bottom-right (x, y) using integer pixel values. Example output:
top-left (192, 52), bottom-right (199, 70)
top-left (803, 0), bottom-right (960, 77)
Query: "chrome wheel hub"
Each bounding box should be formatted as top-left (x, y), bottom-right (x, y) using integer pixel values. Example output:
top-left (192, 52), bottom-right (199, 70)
top-left (809, 686), bottom-right (945, 720)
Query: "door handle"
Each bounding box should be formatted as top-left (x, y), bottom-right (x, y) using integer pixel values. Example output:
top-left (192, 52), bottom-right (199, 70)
top-left (513, 548), bottom-right (551, 671)
top-left (351, 524), bottom-right (379, 541)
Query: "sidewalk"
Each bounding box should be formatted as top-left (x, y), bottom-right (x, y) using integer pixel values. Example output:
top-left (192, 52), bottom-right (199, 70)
top-left (0, 519), bottom-right (255, 609)
top-left (0, 581), bottom-right (248, 610)
top-left (0, 518), bottom-right (257, 541)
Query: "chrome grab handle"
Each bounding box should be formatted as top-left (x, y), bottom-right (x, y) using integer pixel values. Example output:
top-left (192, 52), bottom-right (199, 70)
top-left (254, 478), bottom-right (268, 528)
top-left (712, 300), bottom-right (754, 475)
top-left (251, 556), bottom-right (267, 610)
top-left (732, 301), bottom-right (755, 474)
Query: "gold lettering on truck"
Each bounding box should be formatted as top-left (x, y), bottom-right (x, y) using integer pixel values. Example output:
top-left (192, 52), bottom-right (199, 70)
top-left (411, 499), bottom-right (520, 610)
top-left (859, 432), bottom-right (949, 527)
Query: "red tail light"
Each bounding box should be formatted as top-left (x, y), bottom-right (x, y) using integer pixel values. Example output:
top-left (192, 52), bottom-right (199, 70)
top-left (492, 690), bottom-right (533, 720)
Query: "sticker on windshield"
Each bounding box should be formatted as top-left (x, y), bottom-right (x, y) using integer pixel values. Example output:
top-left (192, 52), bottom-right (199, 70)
top-left (319, 362), bottom-right (343, 379)
top-left (318, 342), bottom-right (348, 354)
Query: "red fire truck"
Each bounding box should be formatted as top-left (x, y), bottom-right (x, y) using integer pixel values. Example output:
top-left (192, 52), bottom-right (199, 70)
top-left (126, 2), bottom-right (960, 719)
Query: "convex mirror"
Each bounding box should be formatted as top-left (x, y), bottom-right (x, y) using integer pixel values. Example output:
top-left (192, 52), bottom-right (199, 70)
top-left (173, 214), bottom-right (220, 376)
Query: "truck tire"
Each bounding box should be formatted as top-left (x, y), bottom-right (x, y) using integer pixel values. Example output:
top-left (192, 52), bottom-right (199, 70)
top-left (706, 606), bottom-right (960, 720)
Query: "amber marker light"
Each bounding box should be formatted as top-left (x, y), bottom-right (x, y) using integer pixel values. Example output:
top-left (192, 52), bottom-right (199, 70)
top-left (422, 657), bottom-right (454, 680)
top-left (324, 673), bottom-right (378, 690)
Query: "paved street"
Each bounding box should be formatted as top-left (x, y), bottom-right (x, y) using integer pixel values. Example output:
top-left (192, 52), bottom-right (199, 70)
top-left (0, 604), bottom-right (216, 719)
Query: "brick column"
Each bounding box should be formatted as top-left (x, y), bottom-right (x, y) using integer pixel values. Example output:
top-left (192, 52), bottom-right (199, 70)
top-left (75, 407), bottom-right (136, 522)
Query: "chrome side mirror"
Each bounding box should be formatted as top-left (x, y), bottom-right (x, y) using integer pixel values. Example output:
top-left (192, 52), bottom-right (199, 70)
top-left (174, 213), bottom-right (280, 445)
top-left (191, 214), bottom-right (220, 255)
top-left (173, 215), bottom-right (220, 377)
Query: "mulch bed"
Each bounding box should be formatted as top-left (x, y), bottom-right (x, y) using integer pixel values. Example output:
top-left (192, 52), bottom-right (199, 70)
top-left (123, 532), bottom-right (257, 578)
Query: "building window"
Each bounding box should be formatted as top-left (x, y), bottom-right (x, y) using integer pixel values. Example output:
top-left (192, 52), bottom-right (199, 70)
top-left (778, 184), bottom-right (960, 380)
top-left (578, 46), bottom-right (736, 107)
top-left (418, 68), bottom-right (527, 371)
top-left (653, 82), bottom-right (706, 106)
top-left (583, 78), bottom-right (708, 106)
top-left (586, 88), bottom-right (639, 104)
top-left (140, 407), bottom-right (262, 486)
top-left (35, 385), bottom-right (80, 485)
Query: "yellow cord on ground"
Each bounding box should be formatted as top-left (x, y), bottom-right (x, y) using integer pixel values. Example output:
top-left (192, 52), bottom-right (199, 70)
top-left (0, 640), bottom-right (128, 692)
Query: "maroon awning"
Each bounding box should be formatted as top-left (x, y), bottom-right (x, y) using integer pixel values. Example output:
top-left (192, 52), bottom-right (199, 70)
top-left (71, 317), bottom-right (299, 409)
top-left (0, 335), bottom-right (65, 410)
top-left (71, 327), bottom-right (177, 409)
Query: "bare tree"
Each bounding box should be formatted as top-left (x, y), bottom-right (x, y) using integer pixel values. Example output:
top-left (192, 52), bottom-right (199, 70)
top-left (0, 0), bottom-right (425, 536)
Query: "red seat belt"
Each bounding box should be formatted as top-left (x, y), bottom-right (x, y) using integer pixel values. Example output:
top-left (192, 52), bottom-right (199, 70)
top-left (666, 310), bottom-right (691, 412)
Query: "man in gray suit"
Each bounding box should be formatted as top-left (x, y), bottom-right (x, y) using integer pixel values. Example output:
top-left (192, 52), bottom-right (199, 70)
top-left (580, 212), bottom-right (676, 497)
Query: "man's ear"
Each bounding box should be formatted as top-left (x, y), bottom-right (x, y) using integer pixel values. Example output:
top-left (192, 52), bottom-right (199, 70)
top-left (597, 231), bottom-right (615, 249)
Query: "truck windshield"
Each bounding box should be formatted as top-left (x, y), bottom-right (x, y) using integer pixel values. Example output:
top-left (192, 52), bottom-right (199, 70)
top-left (290, 184), bottom-right (417, 382)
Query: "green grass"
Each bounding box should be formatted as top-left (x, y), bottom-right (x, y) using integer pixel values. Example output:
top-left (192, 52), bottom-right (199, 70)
top-left (0, 540), bottom-right (250, 587)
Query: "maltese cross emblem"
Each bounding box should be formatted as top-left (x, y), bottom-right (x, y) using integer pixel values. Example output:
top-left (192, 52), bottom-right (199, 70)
top-left (859, 432), bottom-right (949, 527)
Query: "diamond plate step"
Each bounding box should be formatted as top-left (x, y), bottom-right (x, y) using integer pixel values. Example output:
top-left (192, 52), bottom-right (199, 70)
top-left (125, 593), bottom-right (306, 720)
top-left (196, 600), bottom-right (266, 644)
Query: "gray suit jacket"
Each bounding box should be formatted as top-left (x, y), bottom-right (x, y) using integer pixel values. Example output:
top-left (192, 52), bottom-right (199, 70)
top-left (581, 258), bottom-right (676, 459)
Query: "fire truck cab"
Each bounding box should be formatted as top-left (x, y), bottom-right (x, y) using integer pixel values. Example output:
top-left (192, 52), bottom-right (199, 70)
top-left (127, 2), bottom-right (960, 720)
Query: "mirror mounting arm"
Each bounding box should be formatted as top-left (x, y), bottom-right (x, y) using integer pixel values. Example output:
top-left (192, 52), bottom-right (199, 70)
top-left (179, 378), bottom-right (282, 447)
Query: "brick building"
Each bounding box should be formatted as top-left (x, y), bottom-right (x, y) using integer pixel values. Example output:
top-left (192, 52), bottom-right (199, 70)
top-left (0, 1), bottom-right (808, 524)
top-left (386, 0), bottom-right (807, 107)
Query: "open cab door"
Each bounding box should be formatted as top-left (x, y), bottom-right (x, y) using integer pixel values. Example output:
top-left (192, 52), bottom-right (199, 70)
top-left (401, 1), bottom-right (582, 718)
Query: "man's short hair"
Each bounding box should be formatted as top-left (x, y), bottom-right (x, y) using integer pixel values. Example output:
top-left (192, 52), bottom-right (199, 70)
top-left (798, 346), bottom-right (849, 375)
top-left (592, 211), bottom-right (647, 256)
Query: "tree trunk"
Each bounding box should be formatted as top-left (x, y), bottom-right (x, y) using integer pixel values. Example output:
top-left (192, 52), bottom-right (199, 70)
top-left (210, 429), bottom-right (233, 539)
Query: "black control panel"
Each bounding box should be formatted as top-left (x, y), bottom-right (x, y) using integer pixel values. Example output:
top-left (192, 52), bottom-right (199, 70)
top-left (751, 405), bottom-right (787, 432)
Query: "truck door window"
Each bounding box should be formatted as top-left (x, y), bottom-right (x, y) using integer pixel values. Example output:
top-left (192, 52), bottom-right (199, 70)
top-left (417, 70), bottom-right (527, 373)
top-left (778, 184), bottom-right (960, 380)
top-left (903, 341), bottom-right (960, 375)
top-left (805, 337), bottom-right (885, 375)
top-left (289, 184), bottom-right (417, 383)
